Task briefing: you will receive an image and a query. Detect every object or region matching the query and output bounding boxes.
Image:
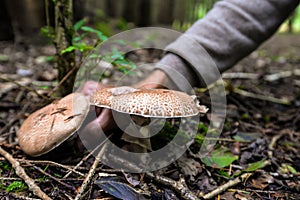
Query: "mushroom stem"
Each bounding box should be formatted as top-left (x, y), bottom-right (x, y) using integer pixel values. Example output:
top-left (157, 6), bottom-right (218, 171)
top-left (121, 115), bottom-right (152, 152)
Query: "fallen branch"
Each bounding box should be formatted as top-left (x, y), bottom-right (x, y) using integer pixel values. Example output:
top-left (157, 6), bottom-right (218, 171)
top-left (63, 134), bottom-right (112, 179)
top-left (268, 134), bottom-right (283, 158)
top-left (32, 165), bottom-right (76, 191)
top-left (222, 72), bottom-right (260, 79)
top-left (0, 146), bottom-right (51, 200)
top-left (24, 159), bottom-right (85, 177)
top-left (146, 173), bottom-right (199, 200)
top-left (264, 69), bottom-right (300, 82)
top-left (0, 75), bottom-right (50, 101)
top-left (9, 193), bottom-right (41, 200)
top-left (202, 173), bottom-right (252, 199)
top-left (48, 64), bottom-right (79, 96)
top-left (74, 142), bottom-right (108, 200)
top-left (108, 155), bottom-right (199, 200)
top-left (233, 87), bottom-right (291, 105)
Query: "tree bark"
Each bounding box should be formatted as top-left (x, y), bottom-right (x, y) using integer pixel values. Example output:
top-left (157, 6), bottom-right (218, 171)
top-left (157, 0), bottom-right (174, 25)
top-left (0, 1), bottom-right (14, 41)
top-left (53, 0), bottom-right (76, 96)
top-left (136, 0), bottom-right (151, 26)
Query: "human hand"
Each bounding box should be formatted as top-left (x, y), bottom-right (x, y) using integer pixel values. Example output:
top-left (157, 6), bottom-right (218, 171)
top-left (76, 70), bottom-right (172, 150)
top-left (76, 81), bottom-right (116, 150)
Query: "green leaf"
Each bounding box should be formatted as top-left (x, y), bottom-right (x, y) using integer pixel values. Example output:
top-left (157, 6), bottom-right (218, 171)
top-left (73, 43), bottom-right (93, 52)
top-left (74, 18), bottom-right (86, 31)
top-left (280, 163), bottom-right (298, 174)
top-left (244, 160), bottom-right (268, 172)
top-left (6, 181), bottom-right (28, 193)
top-left (202, 147), bottom-right (238, 168)
top-left (81, 26), bottom-right (108, 41)
top-left (233, 132), bottom-right (262, 142)
top-left (61, 46), bottom-right (76, 54)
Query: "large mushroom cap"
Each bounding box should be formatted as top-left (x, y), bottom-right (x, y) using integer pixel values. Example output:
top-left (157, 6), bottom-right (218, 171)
top-left (18, 93), bottom-right (89, 157)
top-left (90, 87), bottom-right (208, 118)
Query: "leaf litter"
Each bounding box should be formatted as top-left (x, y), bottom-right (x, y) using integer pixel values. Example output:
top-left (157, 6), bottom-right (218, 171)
top-left (0, 34), bottom-right (299, 199)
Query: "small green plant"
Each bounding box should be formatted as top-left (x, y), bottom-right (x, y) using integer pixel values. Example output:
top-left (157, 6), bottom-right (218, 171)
top-left (61, 18), bottom-right (108, 56)
top-left (202, 146), bottom-right (238, 168)
top-left (5, 181), bottom-right (28, 193)
top-left (42, 18), bottom-right (136, 91)
top-left (61, 18), bottom-right (136, 74)
top-left (0, 162), bottom-right (11, 171)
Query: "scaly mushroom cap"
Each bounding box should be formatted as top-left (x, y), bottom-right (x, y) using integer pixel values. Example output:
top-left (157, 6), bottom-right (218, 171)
top-left (18, 93), bottom-right (89, 157)
top-left (90, 86), bottom-right (208, 118)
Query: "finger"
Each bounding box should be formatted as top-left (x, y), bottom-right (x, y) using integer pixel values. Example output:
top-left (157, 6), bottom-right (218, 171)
top-left (96, 108), bottom-right (116, 132)
top-left (77, 81), bottom-right (108, 97)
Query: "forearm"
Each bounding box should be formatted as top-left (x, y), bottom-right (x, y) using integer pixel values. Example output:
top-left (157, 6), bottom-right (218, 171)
top-left (155, 0), bottom-right (299, 91)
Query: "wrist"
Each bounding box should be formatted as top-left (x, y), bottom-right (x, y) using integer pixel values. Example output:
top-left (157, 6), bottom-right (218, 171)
top-left (133, 69), bottom-right (175, 90)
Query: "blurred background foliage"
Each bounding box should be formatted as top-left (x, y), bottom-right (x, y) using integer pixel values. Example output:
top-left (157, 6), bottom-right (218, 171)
top-left (0, 0), bottom-right (299, 43)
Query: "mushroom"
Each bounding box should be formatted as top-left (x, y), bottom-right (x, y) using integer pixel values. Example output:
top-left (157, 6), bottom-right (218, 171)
top-left (90, 86), bottom-right (208, 152)
top-left (18, 93), bottom-right (90, 157)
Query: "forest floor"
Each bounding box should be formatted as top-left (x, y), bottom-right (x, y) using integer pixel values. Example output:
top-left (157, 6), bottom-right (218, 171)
top-left (0, 33), bottom-right (299, 200)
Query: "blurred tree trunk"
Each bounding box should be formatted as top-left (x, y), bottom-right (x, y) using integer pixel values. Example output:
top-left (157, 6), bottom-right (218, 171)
top-left (105, 0), bottom-right (117, 17)
top-left (136, 0), bottom-right (151, 26)
top-left (122, 0), bottom-right (139, 23)
top-left (287, 12), bottom-right (295, 33)
top-left (74, 0), bottom-right (85, 21)
top-left (0, 1), bottom-right (14, 41)
top-left (53, 0), bottom-right (76, 96)
top-left (4, 0), bottom-right (45, 42)
top-left (173, 0), bottom-right (186, 24)
top-left (157, 0), bottom-right (174, 24)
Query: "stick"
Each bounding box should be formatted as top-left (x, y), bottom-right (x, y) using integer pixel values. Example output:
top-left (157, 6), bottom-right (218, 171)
top-left (63, 134), bottom-right (112, 179)
top-left (107, 153), bottom-right (199, 200)
top-left (74, 142), bottom-right (108, 200)
top-left (0, 75), bottom-right (50, 101)
top-left (264, 69), bottom-right (300, 82)
top-left (48, 65), bottom-right (79, 96)
top-left (222, 72), bottom-right (259, 79)
top-left (202, 173), bottom-right (252, 199)
top-left (0, 147), bottom-right (51, 200)
top-left (268, 134), bottom-right (283, 158)
top-left (32, 165), bottom-right (76, 191)
top-left (24, 159), bottom-right (85, 177)
top-left (146, 173), bottom-right (199, 200)
top-left (0, 157), bottom-right (85, 177)
top-left (233, 87), bottom-right (291, 105)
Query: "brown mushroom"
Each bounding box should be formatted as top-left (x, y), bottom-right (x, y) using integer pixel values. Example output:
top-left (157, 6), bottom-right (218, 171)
top-left (90, 86), bottom-right (208, 151)
top-left (90, 86), bottom-right (208, 117)
top-left (18, 93), bottom-right (90, 157)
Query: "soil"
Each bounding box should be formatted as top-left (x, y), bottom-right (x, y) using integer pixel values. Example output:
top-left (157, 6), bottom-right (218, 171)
top-left (0, 33), bottom-right (299, 199)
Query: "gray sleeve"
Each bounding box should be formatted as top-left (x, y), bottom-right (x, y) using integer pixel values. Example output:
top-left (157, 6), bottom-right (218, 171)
top-left (156, 0), bottom-right (299, 92)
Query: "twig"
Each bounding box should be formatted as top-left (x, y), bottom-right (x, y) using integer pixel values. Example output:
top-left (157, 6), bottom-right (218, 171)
top-left (32, 165), bottom-right (76, 191)
top-left (222, 72), bottom-right (260, 79)
top-left (0, 156), bottom-right (85, 177)
top-left (63, 147), bottom-right (98, 178)
top-left (20, 159), bottom-right (85, 177)
top-left (233, 87), bottom-right (291, 105)
top-left (202, 173), bottom-right (252, 199)
top-left (0, 146), bottom-right (51, 200)
top-left (268, 134), bottom-right (283, 158)
top-left (108, 152), bottom-right (199, 200)
top-left (264, 69), bottom-right (300, 82)
top-left (0, 177), bottom-right (22, 181)
top-left (74, 142), bottom-right (108, 200)
top-left (0, 117), bottom-right (19, 135)
top-left (63, 134), bottom-right (112, 179)
top-left (146, 173), bottom-right (199, 200)
top-left (9, 193), bottom-right (41, 200)
top-left (48, 65), bottom-right (79, 96)
top-left (0, 75), bottom-right (50, 101)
